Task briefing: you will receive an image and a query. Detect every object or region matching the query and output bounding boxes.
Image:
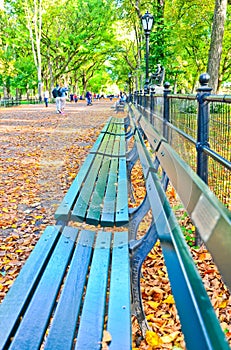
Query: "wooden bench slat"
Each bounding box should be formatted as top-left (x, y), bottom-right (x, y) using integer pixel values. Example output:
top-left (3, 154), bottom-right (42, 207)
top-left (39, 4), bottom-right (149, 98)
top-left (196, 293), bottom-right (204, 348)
top-left (101, 157), bottom-right (118, 226)
top-left (87, 133), bottom-right (122, 225)
top-left (100, 117), bottom-right (112, 133)
top-left (9, 227), bottom-right (78, 350)
top-left (119, 135), bottom-right (126, 156)
top-left (97, 133), bottom-right (111, 154)
top-left (107, 231), bottom-right (131, 349)
top-left (0, 226), bottom-right (61, 350)
top-left (90, 132), bottom-right (105, 153)
top-left (54, 153), bottom-right (95, 222)
top-left (71, 154), bottom-right (103, 222)
top-left (75, 231), bottom-right (112, 350)
top-left (136, 112), bottom-right (163, 151)
top-left (86, 156), bottom-right (111, 225)
top-left (106, 134), bottom-right (116, 156)
top-left (44, 230), bottom-right (95, 350)
top-left (116, 157), bottom-right (129, 226)
top-left (110, 117), bottom-right (125, 125)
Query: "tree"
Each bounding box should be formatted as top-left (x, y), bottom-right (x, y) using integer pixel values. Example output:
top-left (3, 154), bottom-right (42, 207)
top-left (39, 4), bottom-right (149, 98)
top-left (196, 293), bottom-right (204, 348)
top-left (23, 0), bottom-right (43, 100)
top-left (207, 0), bottom-right (227, 93)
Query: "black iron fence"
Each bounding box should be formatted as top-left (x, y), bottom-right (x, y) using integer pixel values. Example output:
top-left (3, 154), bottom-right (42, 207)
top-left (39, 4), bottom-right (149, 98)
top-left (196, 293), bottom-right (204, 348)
top-left (131, 74), bottom-right (231, 209)
top-left (0, 97), bottom-right (41, 107)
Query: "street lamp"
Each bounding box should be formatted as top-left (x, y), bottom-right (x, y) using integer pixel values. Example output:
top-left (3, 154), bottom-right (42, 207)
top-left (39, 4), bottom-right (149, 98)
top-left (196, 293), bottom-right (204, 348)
top-left (141, 11), bottom-right (154, 94)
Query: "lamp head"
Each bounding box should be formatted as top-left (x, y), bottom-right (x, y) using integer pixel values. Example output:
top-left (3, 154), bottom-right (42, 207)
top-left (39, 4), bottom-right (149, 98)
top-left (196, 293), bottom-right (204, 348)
top-left (142, 11), bottom-right (154, 33)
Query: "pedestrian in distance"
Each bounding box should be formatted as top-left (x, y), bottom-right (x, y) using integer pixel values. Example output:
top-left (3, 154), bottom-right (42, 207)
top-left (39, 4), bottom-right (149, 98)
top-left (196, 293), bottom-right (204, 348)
top-left (86, 91), bottom-right (92, 106)
top-left (52, 83), bottom-right (68, 114)
top-left (69, 93), bottom-right (74, 102)
top-left (52, 84), bottom-right (61, 114)
top-left (44, 90), bottom-right (49, 107)
top-left (59, 83), bottom-right (69, 114)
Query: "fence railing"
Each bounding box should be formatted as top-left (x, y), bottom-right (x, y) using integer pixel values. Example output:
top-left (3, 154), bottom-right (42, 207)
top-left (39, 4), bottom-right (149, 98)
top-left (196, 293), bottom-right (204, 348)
top-left (131, 73), bottom-right (231, 210)
top-left (0, 97), bottom-right (41, 107)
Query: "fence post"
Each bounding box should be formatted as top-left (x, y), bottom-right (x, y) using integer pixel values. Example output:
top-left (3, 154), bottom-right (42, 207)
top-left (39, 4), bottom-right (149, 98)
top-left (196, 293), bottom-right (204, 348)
top-left (150, 87), bottom-right (155, 126)
top-left (139, 90), bottom-right (142, 106)
top-left (196, 73), bottom-right (212, 184)
top-left (163, 82), bottom-right (171, 141)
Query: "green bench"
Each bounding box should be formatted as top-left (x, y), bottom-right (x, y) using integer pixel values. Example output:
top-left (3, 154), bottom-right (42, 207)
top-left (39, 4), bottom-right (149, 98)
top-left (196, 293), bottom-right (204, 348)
top-left (114, 101), bottom-right (125, 113)
top-left (55, 117), bottom-right (128, 227)
top-left (0, 226), bottom-right (130, 350)
top-left (0, 112), bottom-right (230, 350)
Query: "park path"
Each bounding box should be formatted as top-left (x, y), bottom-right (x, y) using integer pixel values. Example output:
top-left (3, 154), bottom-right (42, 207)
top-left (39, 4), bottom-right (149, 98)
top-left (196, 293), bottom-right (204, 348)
top-left (0, 100), bottom-right (116, 238)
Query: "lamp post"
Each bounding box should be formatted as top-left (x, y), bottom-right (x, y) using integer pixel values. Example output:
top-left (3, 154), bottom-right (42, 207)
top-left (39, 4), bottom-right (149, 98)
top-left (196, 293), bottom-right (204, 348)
top-left (141, 11), bottom-right (154, 94)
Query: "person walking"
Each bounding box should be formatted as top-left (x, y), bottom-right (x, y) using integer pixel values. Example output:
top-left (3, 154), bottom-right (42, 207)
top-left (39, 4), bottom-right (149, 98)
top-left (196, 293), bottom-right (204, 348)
top-left (86, 91), bottom-right (92, 106)
top-left (52, 84), bottom-right (61, 114)
top-left (44, 90), bottom-right (49, 107)
top-left (59, 83), bottom-right (69, 114)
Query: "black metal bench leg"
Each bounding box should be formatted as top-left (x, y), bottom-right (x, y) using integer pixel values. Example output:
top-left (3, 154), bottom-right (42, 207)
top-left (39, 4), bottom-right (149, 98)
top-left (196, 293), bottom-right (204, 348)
top-left (126, 143), bottom-right (139, 203)
top-left (128, 194), bottom-right (150, 239)
top-left (130, 223), bottom-right (159, 336)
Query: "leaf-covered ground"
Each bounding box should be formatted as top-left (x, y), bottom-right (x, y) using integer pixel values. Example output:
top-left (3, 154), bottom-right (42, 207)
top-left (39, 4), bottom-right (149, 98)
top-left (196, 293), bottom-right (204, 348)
top-left (0, 101), bottom-right (230, 349)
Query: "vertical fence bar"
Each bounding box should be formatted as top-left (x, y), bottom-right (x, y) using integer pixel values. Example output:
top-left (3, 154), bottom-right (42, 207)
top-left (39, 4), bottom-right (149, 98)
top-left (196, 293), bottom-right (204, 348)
top-left (196, 74), bottom-right (212, 184)
top-left (163, 82), bottom-right (171, 142)
top-left (150, 87), bottom-right (155, 126)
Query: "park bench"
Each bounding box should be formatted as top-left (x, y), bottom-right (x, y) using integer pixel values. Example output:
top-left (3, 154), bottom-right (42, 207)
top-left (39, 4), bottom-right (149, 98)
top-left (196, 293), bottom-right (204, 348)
top-left (112, 100), bottom-right (125, 113)
top-left (0, 110), bottom-right (230, 349)
top-left (55, 116), bottom-right (129, 227)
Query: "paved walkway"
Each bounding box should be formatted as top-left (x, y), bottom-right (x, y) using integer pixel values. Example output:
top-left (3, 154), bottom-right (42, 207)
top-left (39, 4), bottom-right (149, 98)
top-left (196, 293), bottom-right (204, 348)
top-left (0, 100), bottom-right (120, 238)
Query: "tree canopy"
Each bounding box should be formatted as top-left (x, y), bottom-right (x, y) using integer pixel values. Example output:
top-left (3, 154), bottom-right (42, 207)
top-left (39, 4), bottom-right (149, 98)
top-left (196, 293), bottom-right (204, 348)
top-left (0, 0), bottom-right (230, 97)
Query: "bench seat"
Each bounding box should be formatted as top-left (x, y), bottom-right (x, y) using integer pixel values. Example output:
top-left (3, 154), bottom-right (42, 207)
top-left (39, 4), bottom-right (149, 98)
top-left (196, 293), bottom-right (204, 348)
top-left (55, 117), bottom-right (129, 227)
top-left (0, 226), bottom-right (131, 350)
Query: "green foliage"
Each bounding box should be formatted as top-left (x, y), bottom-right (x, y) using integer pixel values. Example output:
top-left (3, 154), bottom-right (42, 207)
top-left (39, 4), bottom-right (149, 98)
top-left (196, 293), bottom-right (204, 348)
top-left (1, 0), bottom-right (231, 95)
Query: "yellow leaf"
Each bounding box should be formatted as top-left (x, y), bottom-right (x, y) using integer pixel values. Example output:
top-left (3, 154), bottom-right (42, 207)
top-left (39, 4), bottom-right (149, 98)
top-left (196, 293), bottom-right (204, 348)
top-left (147, 253), bottom-right (156, 259)
top-left (102, 330), bottom-right (112, 343)
top-left (2, 208), bottom-right (9, 213)
top-left (147, 301), bottom-right (160, 309)
top-left (146, 313), bottom-right (155, 320)
top-left (101, 330), bottom-right (112, 350)
top-left (164, 295), bottom-right (175, 304)
top-left (146, 330), bottom-right (162, 347)
top-left (161, 331), bottom-right (179, 343)
top-left (219, 300), bottom-right (228, 309)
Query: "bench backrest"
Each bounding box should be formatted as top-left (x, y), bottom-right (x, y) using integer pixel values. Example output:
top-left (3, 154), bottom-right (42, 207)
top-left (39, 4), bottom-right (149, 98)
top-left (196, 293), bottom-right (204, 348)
top-left (128, 102), bottom-right (231, 350)
top-left (129, 103), bottom-right (231, 290)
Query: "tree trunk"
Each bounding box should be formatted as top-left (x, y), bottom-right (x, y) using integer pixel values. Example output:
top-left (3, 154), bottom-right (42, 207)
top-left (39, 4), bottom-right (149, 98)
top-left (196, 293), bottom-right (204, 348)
top-left (24, 0), bottom-right (43, 100)
top-left (207, 0), bottom-right (227, 93)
